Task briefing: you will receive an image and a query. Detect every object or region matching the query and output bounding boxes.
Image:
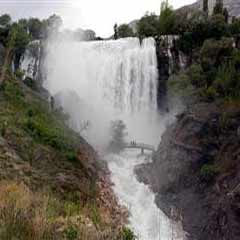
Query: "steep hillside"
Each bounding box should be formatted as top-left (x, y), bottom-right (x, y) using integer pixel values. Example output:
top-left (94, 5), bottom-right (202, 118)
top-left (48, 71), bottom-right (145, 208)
top-left (0, 74), bottom-right (129, 239)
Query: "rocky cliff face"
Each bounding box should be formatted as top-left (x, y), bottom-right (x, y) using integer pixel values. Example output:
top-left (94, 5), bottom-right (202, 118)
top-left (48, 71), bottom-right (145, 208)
top-left (155, 36), bottom-right (185, 111)
top-left (137, 102), bottom-right (240, 240)
top-left (196, 0), bottom-right (240, 18)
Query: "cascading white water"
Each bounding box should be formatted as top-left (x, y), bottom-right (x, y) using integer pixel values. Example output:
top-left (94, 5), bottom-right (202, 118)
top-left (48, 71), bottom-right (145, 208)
top-left (45, 37), bottom-right (158, 112)
top-left (44, 37), bottom-right (184, 240)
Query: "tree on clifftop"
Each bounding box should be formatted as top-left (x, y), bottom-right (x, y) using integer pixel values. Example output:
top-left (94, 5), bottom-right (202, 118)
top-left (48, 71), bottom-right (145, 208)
top-left (213, 1), bottom-right (224, 15)
top-left (117, 24), bottom-right (134, 38)
top-left (28, 18), bottom-right (43, 39)
top-left (0, 14), bottom-right (11, 27)
top-left (137, 13), bottom-right (158, 38)
top-left (11, 23), bottom-right (30, 69)
top-left (158, 0), bottom-right (175, 35)
top-left (114, 23), bottom-right (118, 39)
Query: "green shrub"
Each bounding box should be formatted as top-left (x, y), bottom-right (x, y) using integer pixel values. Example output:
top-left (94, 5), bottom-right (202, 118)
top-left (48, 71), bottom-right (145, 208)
top-left (200, 38), bottom-right (233, 74)
top-left (64, 225), bottom-right (78, 240)
top-left (24, 77), bottom-right (38, 90)
top-left (22, 111), bottom-right (76, 155)
top-left (230, 19), bottom-right (240, 35)
top-left (178, 32), bottom-right (194, 55)
top-left (15, 69), bottom-right (25, 80)
top-left (200, 164), bottom-right (219, 181)
top-left (211, 51), bottom-right (240, 100)
top-left (64, 201), bottom-right (81, 217)
top-left (168, 72), bottom-right (195, 99)
top-left (201, 86), bottom-right (218, 101)
top-left (89, 205), bottom-right (102, 228)
top-left (65, 151), bottom-right (78, 163)
top-left (3, 81), bottom-right (25, 106)
top-left (137, 13), bottom-right (159, 38)
top-left (117, 24), bottom-right (135, 38)
top-left (209, 14), bottom-right (228, 40)
top-left (119, 227), bottom-right (136, 240)
top-left (187, 64), bottom-right (206, 88)
top-left (158, 1), bottom-right (175, 35)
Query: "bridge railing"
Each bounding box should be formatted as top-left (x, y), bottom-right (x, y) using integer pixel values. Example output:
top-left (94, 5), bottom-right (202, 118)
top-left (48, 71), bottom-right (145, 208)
top-left (123, 142), bottom-right (155, 151)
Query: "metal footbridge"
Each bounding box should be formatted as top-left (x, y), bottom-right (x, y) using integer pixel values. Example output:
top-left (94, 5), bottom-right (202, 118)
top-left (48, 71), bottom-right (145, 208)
top-left (123, 142), bottom-right (155, 154)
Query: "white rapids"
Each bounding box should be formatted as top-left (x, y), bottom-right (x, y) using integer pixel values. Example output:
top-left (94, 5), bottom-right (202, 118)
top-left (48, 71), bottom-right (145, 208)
top-left (107, 151), bottom-right (184, 240)
top-left (43, 37), bottom-right (185, 240)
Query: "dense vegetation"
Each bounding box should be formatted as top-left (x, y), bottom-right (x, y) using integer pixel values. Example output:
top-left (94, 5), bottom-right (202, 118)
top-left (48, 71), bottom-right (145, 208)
top-left (137, 1), bottom-right (240, 104)
top-left (114, 0), bottom-right (240, 44)
top-left (0, 13), bottom-right (63, 72)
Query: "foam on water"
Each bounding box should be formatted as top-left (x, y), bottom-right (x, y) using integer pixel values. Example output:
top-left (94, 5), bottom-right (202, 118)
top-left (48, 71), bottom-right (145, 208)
top-left (107, 151), bottom-right (183, 240)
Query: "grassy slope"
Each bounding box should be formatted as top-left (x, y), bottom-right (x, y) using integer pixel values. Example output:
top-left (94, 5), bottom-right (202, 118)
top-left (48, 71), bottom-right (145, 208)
top-left (0, 74), bottom-right (127, 239)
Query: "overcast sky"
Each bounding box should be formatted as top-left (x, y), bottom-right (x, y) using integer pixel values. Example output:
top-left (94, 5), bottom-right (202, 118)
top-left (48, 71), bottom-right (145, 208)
top-left (0, 0), bottom-right (196, 37)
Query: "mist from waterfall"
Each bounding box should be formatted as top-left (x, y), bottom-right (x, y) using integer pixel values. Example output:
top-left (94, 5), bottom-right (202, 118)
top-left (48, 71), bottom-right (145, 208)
top-left (44, 37), bottom-right (184, 240)
top-left (44, 37), bottom-right (161, 147)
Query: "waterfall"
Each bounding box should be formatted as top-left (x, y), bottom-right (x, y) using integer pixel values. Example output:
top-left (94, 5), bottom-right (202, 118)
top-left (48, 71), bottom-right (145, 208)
top-left (45, 37), bottom-right (158, 113)
top-left (20, 40), bottom-right (41, 80)
top-left (44, 37), bottom-right (184, 240)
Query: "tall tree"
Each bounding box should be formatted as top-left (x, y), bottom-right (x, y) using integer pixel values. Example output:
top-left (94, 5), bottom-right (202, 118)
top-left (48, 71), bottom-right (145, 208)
top-left (117, 24), bottom-right (134, 38)
top-left (213, 0), bottom-right (224, 15)
top-left (0, 14), bottom-right (11, 26)
top-left (223, 8), bottom-right (229, 23)
top-left (203, 0), bottom-right (209, 15)
top-left (11, 23), bottom-right (30, 69)
top-left (114, 23), bottom-right (118, 39)
top-left (28, 18), bottom-right (43, 39)
top-left (0, 27), bottom-right (16, 85)
top-left (158, 0), bottom-right (175, 35)
top-left (137, 13), bottom-right (159, 38)
top-left (18, 19), bottom-right (28, 32)
top-left (47, 14), bottom-right (63, 33)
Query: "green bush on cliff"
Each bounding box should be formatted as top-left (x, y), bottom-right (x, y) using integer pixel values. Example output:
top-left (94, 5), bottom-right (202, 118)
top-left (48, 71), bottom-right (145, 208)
top-left (117, 24), bottom-right (135, 38)
top-left (137, 13), bottom-right (159, 38)
top-left (187, 64), bottom-right (206, 88)
top-left (158, 0), bottom-right (175, 35)
top-left (200, 38), bottom-right (233, 75)
top-left (200, 164), bottom-right (219, 181)
top-left (24, 77), bottom-right (38, 90)
top-left (213, 51), bottom-right (240, 100)
top-left (64, 225), bottom-right (79, 240)
top-left (168, 72), bottom-right (195, 100)
top-left (65, 151), bottom-right (78, 163)
top-left (3, 80), bottom-right (25, 106)
top-left (22, 112), bottom-right (80, 159)
top-left (200, 86), bottom-right (218, 101)
top-left (119, 227), bottom-right (136, 240)
top-left (209, 14), bottom-right (228, 40)
top-left (2, 80), bottom-right (80, 160)
top-left (230, 18), bottom-right (240, 35)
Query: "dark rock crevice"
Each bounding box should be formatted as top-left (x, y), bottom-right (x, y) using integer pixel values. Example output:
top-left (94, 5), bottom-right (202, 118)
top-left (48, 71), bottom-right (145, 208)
top-left (155, 38), bottom-right (170, 111)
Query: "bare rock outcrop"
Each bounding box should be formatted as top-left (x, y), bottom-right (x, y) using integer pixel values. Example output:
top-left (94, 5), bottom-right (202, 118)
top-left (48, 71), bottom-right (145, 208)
top-left (137, 102), bottom-right (240, 240)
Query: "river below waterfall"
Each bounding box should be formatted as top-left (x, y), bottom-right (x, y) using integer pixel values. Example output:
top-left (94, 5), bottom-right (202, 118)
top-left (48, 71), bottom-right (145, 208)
top-left (107, 151), bottom-right (176, 240)
top-left (106, 150), bottom-right (183, 240)
top-left (21, 37), bottom-right (186, 239)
